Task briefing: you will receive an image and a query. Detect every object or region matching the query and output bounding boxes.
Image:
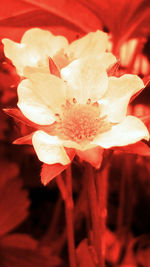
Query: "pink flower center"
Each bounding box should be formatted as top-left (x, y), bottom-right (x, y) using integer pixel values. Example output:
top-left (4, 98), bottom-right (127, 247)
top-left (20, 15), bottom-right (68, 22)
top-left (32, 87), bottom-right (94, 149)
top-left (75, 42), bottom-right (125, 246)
top-left (55, 100), bottom-right (112, 145)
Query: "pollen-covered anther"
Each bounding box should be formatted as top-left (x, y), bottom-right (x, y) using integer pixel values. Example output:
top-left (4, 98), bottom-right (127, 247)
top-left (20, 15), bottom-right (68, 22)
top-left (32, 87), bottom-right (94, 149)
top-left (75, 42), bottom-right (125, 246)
top-left (58, 102), bottom-right (112, 144)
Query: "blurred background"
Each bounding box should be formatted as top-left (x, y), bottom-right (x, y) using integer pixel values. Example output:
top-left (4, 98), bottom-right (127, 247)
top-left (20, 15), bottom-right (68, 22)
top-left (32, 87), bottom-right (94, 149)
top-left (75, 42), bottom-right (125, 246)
top-left (0, 0), bottom-right (150, 266)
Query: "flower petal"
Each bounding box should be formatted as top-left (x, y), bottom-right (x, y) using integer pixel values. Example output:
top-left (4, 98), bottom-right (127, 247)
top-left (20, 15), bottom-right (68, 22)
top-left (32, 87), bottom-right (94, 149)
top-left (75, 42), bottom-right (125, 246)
top-left (99, 74), bottom-right (144, 122)
top-left (2, 28), bottom-right (68, 76)
top-left (2, 39), bottom-right (26, 75)
top-left (17, 79), bottom-right (56, 125)
top-left (67, 30), bottom-right (108, 60)
top-left (32, 130), bottom-right (70, 165)
top-left (26, 73), bottom-right (66, 113)
top-left (92, 116), bottom-right (149, 148)
top-left (21, 28), bottom-right (68, 53)
top-left (61, 55), bottom-right (112, 103)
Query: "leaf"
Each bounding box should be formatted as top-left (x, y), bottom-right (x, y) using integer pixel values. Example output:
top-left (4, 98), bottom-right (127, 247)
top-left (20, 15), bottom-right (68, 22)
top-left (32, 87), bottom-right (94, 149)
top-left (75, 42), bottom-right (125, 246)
top-left (0, 243), bottom-right (61, 267)
top-left (0, 234), bottom-right (38, 249)
top-left (76, 147), bottom-right (104, 169)
top-left (3, 108), bottom-right (57, 134)
top-left (41, 148), bottom-right (75, 185)
top-left (41, 163), bottom-right (69, 185)
top-left (113, 140), bottom-right (150, 156)
top-left (0, 161), bottom-right (19, 187)
top-left (13, 133), bottom-right (33, 145)
top-left (0, 0), bottom-right (37, 20)
top-left (22, 0), bottom-right (102, 32)
top-left (0, 178), bottom-right (30, 237)
top-left (3, 108), bottom-right (39, 128)
top-left (78, 0), bottom-right (150, 42)
top-left (49, 57), bottom-right (60, 77)
top-left (0, 8), bottom-right (84, 42)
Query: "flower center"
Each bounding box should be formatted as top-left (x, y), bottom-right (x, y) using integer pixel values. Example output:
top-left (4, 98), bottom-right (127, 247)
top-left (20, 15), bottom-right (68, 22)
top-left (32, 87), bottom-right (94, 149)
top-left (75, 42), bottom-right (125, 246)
top-left (55, 99), bottom-right (112, 145)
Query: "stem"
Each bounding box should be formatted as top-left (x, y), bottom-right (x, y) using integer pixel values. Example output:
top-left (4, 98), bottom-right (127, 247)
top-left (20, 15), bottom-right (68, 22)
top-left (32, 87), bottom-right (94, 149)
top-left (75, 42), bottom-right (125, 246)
top-left (65, 165), bottom-right (77, 267)
top-left (96, 165), bottom-right (108, 260)
top-left (87, 164), bottom-right (105, 267)
top-left (56, 174), bottom-right (67, 201)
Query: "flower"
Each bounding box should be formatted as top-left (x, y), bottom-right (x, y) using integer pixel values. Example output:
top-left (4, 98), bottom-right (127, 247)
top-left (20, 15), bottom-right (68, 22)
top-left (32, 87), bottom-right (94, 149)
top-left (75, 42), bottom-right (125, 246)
top-left (2, 28), bottom-right (108, 76)
top-left (15, 54), bottom-right (149, 168)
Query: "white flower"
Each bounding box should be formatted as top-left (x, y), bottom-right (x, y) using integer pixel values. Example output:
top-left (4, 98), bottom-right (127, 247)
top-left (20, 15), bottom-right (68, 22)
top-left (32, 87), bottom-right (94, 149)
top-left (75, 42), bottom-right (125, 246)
top-left (2, 28), bottom-right (108, 76)
top-left (16, 54), bottom-right (149, 165)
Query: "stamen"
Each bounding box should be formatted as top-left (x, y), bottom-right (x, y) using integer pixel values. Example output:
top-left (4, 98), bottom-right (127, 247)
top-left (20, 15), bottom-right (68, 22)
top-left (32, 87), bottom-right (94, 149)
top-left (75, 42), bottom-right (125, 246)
top-left (73, 98), bottom-right (77, 104)
top-left (87, 98), bottom-right (91, 104)
top-left (56, 102), bottom-right (112, 145)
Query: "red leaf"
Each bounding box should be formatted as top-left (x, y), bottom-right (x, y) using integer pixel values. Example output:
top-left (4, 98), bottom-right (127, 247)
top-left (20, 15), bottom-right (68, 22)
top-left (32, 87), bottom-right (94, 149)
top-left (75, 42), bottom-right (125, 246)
top-left (143, 75), bottom-right (150, 87)
top-left (76, 147), bottom-right (104, 169)
top-left (41, 148), bottom-right (75, 185)
top-left (0, 178), bottom-right (30, 237)
top-left (0, 9), bottom-right (84, 42)
top-left (1, 234), bottom-right (37, 249)
top-left (0, 0), bottom-right (37, 20)
top-left (3, 108), bottom-right (56, 134)
top-left (13, 133), bottom-right (33, 145)
top-left (41, 163), bottom-right (69, 185)
top-left (130, 87), bottom-right (145, 104)
top-left (23, 0), bottom-right (102, 32)
top-left (113, 140), bottom-right (150, 156)
top-left (49, 57), bottom-right (60, 77)
top-left (107, 62), bottom-right (120, 77)
top-left (3, 108), bottom-right (39, 128)
top-left (1, 243), bottom-right (61, 267)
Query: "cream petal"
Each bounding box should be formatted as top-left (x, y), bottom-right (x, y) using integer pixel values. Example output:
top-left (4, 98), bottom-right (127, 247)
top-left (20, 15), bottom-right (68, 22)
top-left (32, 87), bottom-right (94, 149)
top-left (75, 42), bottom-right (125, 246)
top-left (99, 74), bottom-right (144, 123)
top-left (23, 65), bottom-right (50, 77)
top-left (62, 139), bottom-right (97, 151)
top-left (92, 116), bottom-right (149, 148)
top-left (21, 28), bottom-right (68, 58)
top-left (2, 28), bottom-right (68, 76)
top-left (2, 39), bottom-right (26, 75)
top-left (17, 79), bottom-right (55, 125)
top-left (61, 56), bottom-right (110, 103)
top-left (67, 30), bottom-right (108, 60)
top-left (32, 130), bottom-right (70, 165)
top-left (27, 73), bottom-right (66, 113)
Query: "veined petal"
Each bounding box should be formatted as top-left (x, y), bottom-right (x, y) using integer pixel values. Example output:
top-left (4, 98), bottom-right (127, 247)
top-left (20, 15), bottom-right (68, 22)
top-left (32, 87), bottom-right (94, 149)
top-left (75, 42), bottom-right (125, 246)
top-left (18, 73), bottom-right (66, 117)
top-left (2, 28), bottom-right (68, 76)
top-left (17, 79), bottom-right (55, 125)
top-left (21, 28), bottom-right (68, 53)
top-left (62, 139), bottom-right (97, 151)
top-left (92, 116), bottom-right (149, 148)
top-left (2, 39), bottom-right (26, 75)
top-left (61, 56), bottom-right (109, 103)
top-left (99, 74), bottom-right (144, 122)
top-left (32, 131), bottom-right (70, 165)
top-left (67, 30), bottom-right (108, 60)
top-left (23, 66), bottom-right (50, 77)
